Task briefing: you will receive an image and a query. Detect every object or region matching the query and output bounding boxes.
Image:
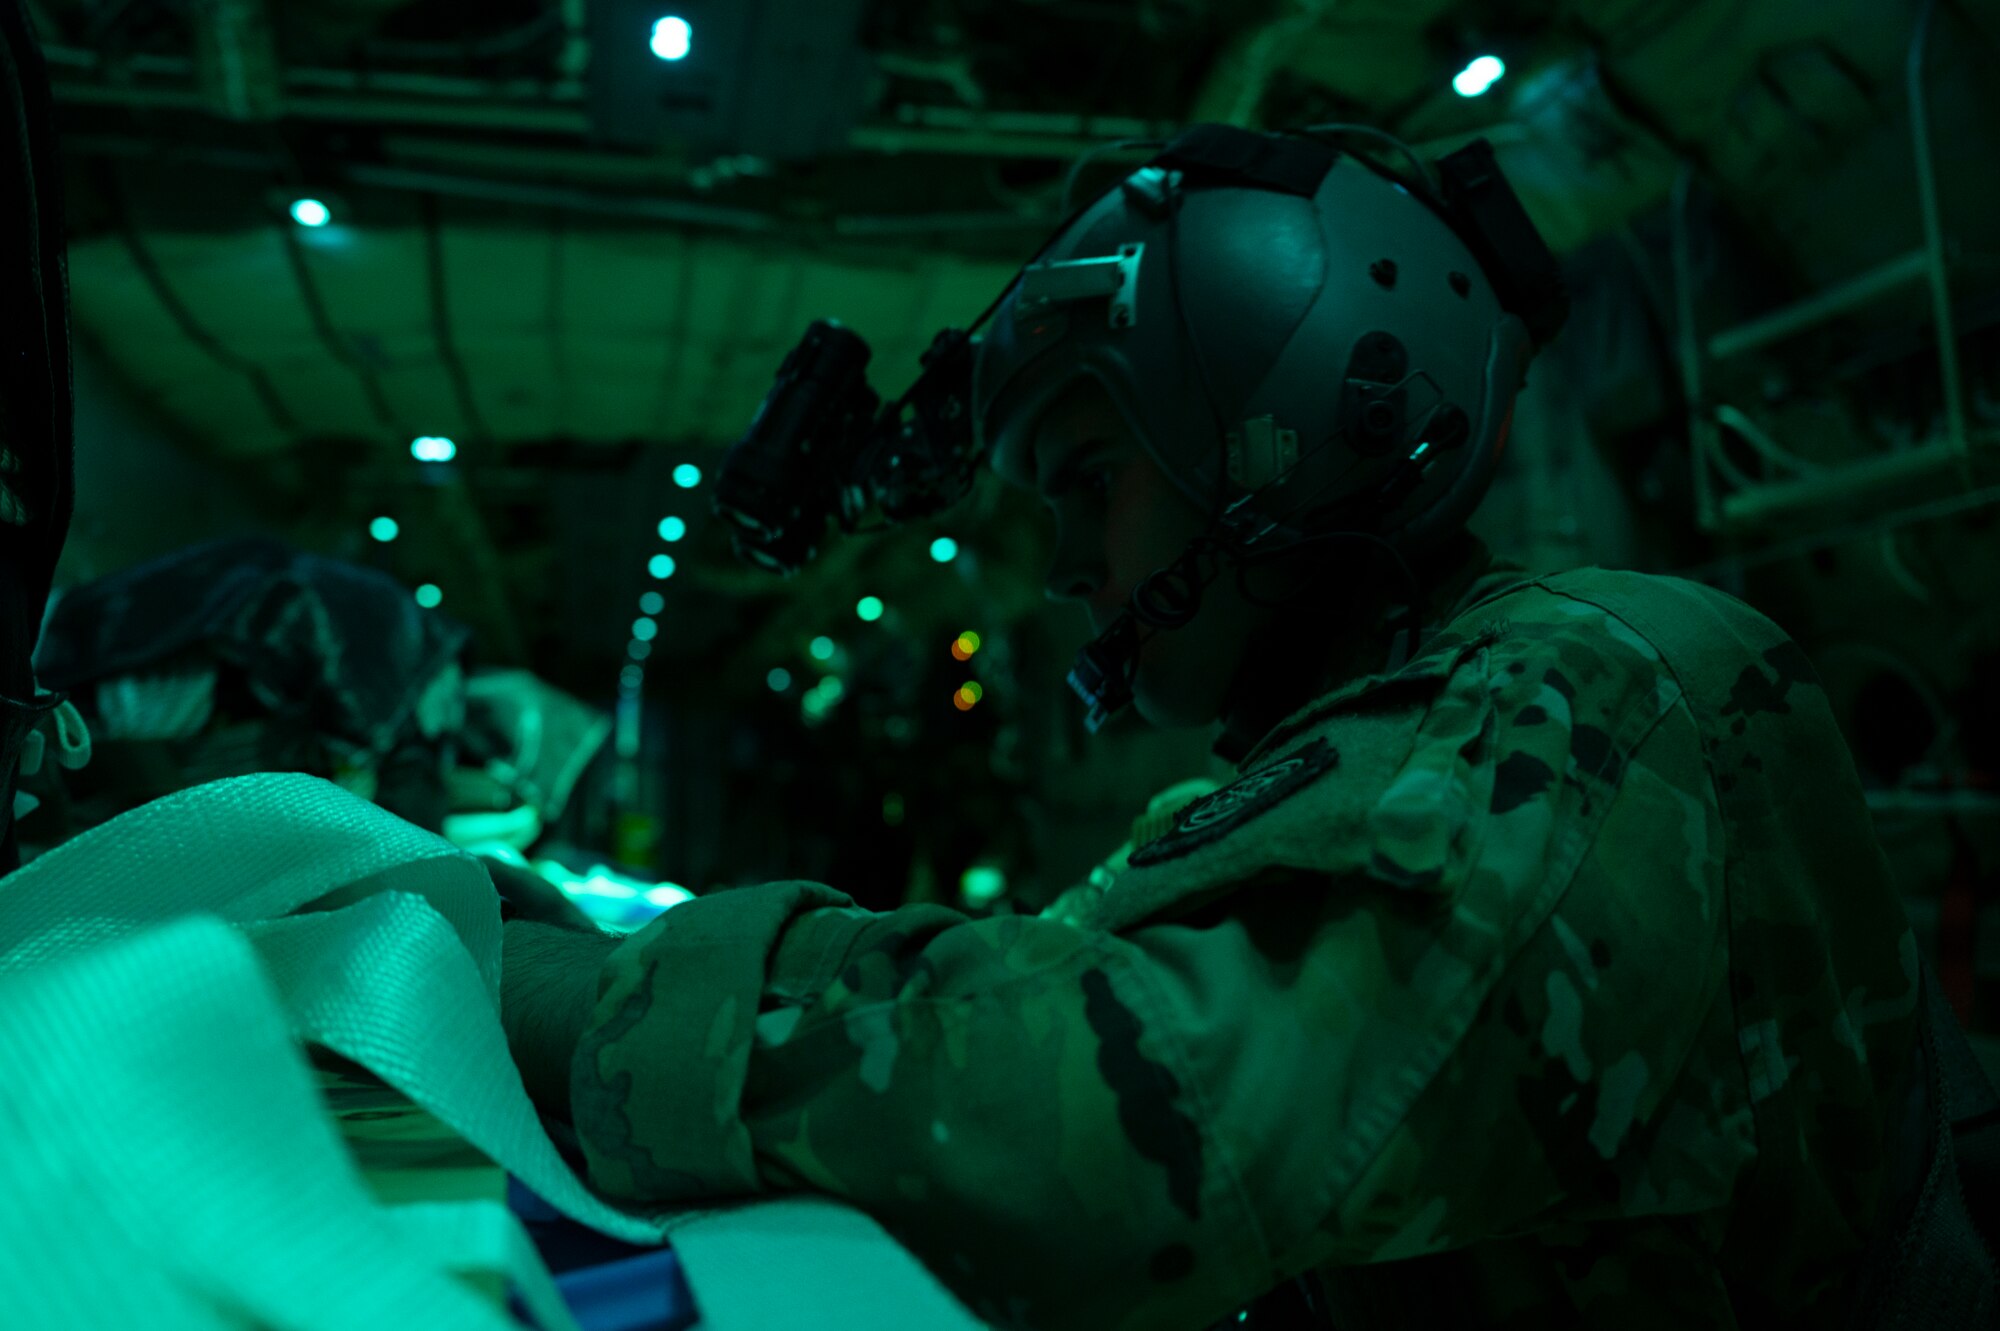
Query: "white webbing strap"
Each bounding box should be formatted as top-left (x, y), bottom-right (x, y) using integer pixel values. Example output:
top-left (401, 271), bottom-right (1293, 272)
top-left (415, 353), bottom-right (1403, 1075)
top-left (0, 916), bottom-right (544, 1331)
top-left (0, 773), bottom-right (988, 1331)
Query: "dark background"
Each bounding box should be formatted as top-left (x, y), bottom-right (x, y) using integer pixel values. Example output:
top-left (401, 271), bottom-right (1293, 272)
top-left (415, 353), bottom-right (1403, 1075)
top-left (22, 0), bottom-right (2000, 1047)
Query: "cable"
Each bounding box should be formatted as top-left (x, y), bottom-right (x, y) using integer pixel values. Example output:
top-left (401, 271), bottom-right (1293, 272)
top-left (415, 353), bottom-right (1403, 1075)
top-left (1058, 137), bottom-right (1166, 216)
top-left (276, 219), bottom-right (402, 435)
top-left (96, 163), bottom-right (300, 435)
top-left (420, 191), bottom-right (492, 443)
top-left (1296, 122), bottom-right (1441, 202)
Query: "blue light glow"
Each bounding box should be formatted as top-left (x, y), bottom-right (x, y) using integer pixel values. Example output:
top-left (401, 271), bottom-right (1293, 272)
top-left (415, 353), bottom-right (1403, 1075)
top-left (414, 583), bottom-right (443, 608)
top-left (856, 596), bottom-right (885, 622)
top-left (632, 616), bottom-right (659, 642)
top-left (929, 536), bottom-right (959, 563)
top-left (411, 435), bottom-right (457, 462)
top-left (809, 635), bottom-right (836, 661)
top-left (369, 516), bottom-right (399, 543)
top-left (658, 516), bottom-right (687, 542)
top-left (650, 16), bottom-right (692, 61)
top-left (290, 198), bottom-right (331, 228)
top-left (649, 554), bottom-right (677, 579)
top-left (639, 591), bottom-right (665, 615)
top-left (673, 463), bottom-right (702, 489)
top-left (767, 667), bottom-right (792, 692)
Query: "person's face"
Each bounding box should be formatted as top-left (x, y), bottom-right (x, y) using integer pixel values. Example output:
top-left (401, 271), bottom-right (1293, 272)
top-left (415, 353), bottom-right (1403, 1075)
top-left (1032, 378), bottom-right (1278, 729)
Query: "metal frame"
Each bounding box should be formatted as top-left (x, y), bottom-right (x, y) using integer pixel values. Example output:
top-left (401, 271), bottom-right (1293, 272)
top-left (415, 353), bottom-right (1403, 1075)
top-left (1671, 0), bottom-right (1979, 535)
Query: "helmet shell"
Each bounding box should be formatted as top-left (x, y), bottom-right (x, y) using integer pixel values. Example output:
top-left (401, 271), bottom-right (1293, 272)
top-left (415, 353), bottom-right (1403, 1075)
top-left (975, 151), bottom-right (1533, 553)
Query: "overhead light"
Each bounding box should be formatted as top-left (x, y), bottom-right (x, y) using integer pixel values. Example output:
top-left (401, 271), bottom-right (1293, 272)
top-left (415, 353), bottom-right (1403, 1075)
top-left (650, 15), bottom-right (692, 62)
top-left (856, 596), bottom-right (885, 622)
top-left (414, 583), bottom-right (443, 608)
top-left (929, 536), bottom-right (959, 564)
top-left (411, 435), bottom-right (457, 462)
top-left (767, 667), bottom-right (792, 692)
top-left (960, 866), bottom-right (1006, 908)
top-left (369, 516), bottom-right (400, 543)
top-left (649, 554), bottom-right (677, 579)
top-left (290, 198), bottom-right (331, 228)
top-left (657, 516), bottom-right (687, 542)
top-left (632, 616), bottom-right (659, 642)
top-left (809, 635), bottom-right (836, 661)
top-left (639, 590), bottom-right (665, 615)
top-left (1452, 54), bottom-right (1506, 97)
top-left (673, 463), bottom-right (702, 489)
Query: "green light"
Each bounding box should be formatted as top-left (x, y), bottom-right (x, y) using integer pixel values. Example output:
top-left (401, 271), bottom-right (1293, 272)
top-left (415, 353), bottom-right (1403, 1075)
top-left (856, 596), bottom-right (885, 622)
top-left (767, 667), bottom-right (792, 692)
top-left (414, 583), bottom-right (443, 608)
top-left (620, 664), bottom-right (645, 690)
top-left (929, 536), bottom-right (959, 563)
top-left (816, 676), bottom-right (845, 703)
top-left (632, 616), bottom-right (659, 642)
top-left (369, 516), bottom-right (399, 543)
top-left (673, 463), bottom-right (702, 489)
top-left (411, 435), bottom-right (457, 463)
top-left (628, 639), bottom-right (652, 661)
top-left (657, 516), bottom-right (687, 542)
top-left (639, 590), bottom-right (665, 615)
top-left (960, 865), bottom-right (1006, 908)
top-left (961, 680), bottom-right (984, 703)
top-left (649, 554), bottom-right (677, 579)
top-left (809, 635), bottom-right (836, 661)
top-left (961, 630), bottom-right (982, 651)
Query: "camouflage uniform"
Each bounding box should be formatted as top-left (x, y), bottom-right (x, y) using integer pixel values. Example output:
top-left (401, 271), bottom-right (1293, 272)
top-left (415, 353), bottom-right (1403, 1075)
top-left (570, 565), bottom-right (1918, 1330)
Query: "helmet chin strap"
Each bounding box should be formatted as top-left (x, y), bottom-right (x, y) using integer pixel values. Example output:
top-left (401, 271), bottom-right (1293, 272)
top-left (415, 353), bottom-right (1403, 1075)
top-left (1067, 452), bottom-right (1431, 734)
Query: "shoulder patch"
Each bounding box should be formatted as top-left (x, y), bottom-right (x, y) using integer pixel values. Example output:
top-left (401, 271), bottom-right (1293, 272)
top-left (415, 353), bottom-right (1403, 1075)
top-left (1128, 739), bottom-right (1339, 867)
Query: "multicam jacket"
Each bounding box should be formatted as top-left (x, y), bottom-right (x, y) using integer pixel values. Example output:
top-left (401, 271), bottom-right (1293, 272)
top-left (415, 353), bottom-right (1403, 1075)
top-left (569, 567), bottom-right (1918, 1330)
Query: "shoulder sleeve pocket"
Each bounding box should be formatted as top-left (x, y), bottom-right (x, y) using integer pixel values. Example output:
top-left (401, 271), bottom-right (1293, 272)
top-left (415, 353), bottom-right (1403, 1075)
top-left (1081, 640), bottom-right (1499, 935)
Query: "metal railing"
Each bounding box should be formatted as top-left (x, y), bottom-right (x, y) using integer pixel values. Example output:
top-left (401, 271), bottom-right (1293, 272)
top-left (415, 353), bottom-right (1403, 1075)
top-left (1671, 0), bottom-right (1985, 535)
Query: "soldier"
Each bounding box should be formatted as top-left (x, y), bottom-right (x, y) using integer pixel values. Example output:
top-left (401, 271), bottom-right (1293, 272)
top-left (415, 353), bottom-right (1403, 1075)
top-left (500, 126), bottom-right (1997, 1328)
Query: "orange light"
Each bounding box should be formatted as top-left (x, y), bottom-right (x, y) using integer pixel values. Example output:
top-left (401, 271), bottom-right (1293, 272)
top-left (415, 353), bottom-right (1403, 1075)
top-left (950, 641), bottom-right (972, 662)
top-left (953, 687), bottom-right (976, 711)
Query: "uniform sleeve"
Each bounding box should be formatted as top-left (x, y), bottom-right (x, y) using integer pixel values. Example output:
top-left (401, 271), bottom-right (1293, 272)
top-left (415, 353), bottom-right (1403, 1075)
top-left (569, 605), bottom-right (1738, 1331)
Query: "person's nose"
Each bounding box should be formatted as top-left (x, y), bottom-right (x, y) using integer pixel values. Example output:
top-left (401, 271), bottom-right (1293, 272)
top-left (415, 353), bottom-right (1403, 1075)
top-left (1043, 514), bottom-right (1106, 604)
